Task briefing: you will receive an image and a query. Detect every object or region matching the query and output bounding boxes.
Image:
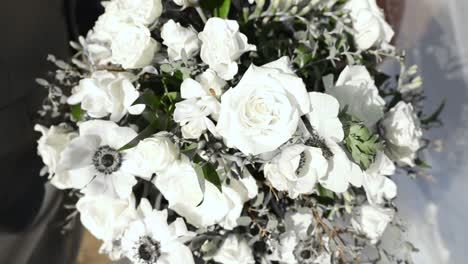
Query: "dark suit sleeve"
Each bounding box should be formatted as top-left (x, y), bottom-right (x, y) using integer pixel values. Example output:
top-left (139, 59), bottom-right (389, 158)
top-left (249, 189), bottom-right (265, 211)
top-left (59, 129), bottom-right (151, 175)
top-left (0, 0), bottom-right (104, 232)
top-left (0, 0), bottom-right (70, 232)
top-left (0, 100), bottom-right (46, 232)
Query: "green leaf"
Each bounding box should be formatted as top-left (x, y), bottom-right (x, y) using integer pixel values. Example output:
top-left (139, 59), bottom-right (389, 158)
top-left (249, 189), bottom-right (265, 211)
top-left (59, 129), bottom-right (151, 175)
top-left (117, 113), bottom-right (168, 151)
top-left (70, 104), bottom-right (84, 122)
top-left (317, 184), bottom-right (334, 199)
top-left (132, 93), bottom-right (162, 111)
top-left (193, 161), bottom-right (223, 205)
top-left (202, 163), bottom-right (222, 192)
top-left (422, 98), bottom-right (446, 125)
top-left (200, 0), bottom-right (231, 18)
top-left (181, 143), bottom-right (198, 154)
top-left (193, 163), bottom-right (206, 205)
top-left (161, 92), bottom-right (180, 114)
top-left (415, 159), bottom-right (432, 169)
top-left (216, 0), bottom-right (231, 18)
top-left (342, 114), bottom-right (382, 169)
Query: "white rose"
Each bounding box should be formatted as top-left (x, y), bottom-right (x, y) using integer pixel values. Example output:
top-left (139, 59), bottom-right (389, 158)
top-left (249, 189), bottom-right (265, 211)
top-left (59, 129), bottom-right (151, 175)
top-left (84, 2), bottom-right (128, 65)
top-left (217, 57), bottom-right (310, 155)
top-left (213, 235), bottom-right (255, 264)
top-left (161, 19), bottom-right (200, 61)
top-left (351, 204), bottom-right (394, 244)
top-left (111, 23), bottom-right (159, 69)
top-left (318, 138), bottom-right (363, 193)
top-left (77, 194), bottom-right (136, 244)
top-left (124, 133), bottom-right (179, 180)
top-left (34, 124), bottom-right (78, 188)
top-left (68, 71), bottom-right (145, 122)
top-left (116, 0), bottom-right (162, 26)
top-left (83, 33), bottom-right (112, 66)
top-left (92, 1), bottom-right (129, 42)
top-left (345, 0), bottom-right (394, 50)
top-left (264, 144), bottom-right (328, 199)
top-left (381, 102), bottom-right (423, 167)
top-left (199, 17), bottom-right (256, 80)
top-left (327, 65), bottom-right (385, 128)
top-left (363, 152), bottom-right (397, 205)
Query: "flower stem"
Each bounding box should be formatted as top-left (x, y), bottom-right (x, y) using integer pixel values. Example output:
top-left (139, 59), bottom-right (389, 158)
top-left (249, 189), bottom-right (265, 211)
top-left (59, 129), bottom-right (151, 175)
top-left (195, 7), bottom-right (208, 23)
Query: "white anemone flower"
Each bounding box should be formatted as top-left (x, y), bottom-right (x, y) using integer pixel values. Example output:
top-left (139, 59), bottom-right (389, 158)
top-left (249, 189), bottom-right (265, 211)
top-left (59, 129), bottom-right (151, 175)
top-left (264, 144), bottom-right (328, 199)
top-left (155, 156), bottom-right (258, 229)
top-left (169, 175), bottom-right (258, 230)
top-left (305, 92), bottom-right (344, 142)
top-left (77, 194), bottom-right (137, 258)
top-left (57, 120), bottom-right (139, 198)
top-left (121, 199), bottom-right (196, 264)
top-left (271, 211), bottom-right (331, 264)
top-left (326, 66), bottom-right (385, 129)
top-left (303, 92), bottom-right (363, 193)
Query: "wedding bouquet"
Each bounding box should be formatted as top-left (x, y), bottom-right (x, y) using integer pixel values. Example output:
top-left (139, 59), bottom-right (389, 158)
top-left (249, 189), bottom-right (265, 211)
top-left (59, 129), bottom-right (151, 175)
top-left (34, 0), bottom-right (442, 263)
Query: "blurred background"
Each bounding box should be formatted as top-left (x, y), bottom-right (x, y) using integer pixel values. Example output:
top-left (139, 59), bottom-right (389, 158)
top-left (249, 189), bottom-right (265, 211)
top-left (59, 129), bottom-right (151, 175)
top-left (385, 1), bottom-right (468, 264)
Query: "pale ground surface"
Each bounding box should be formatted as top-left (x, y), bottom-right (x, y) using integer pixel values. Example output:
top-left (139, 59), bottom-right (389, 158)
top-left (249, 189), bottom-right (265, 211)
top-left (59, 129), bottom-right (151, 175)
top-left (77, 231), bottom-right (110, 264)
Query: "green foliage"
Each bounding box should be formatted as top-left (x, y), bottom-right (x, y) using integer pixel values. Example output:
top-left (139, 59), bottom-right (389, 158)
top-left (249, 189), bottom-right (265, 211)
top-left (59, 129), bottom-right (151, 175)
top-left (70, 104), bottom-right (84, 122)
top-left (117, 113), bottom-right (168, 151)
top-left (161, 92), bottom-right (180, 114)
top-left (317, 184), bottom-right (334, 199)
top-left (415, 159), bottom-right (431, 169)
top-left (132, 93), bottom-right (162, 111)
top-left (341, 114), bottom-right (382, 170)
top-left (194, 162), bottom-right (223, 194)
top-left (200, 0), bottom-right (231, 18)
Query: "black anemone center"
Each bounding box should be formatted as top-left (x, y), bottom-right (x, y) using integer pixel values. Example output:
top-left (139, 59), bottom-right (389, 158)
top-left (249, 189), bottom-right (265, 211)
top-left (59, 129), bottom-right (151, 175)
top-left (138, 244), bottom-right (153, 261)
top-left (305, 131), bottom-right (334, 160)
top-left (296, 152), bottom-right (307, 175)
top-left (135, 236), bottom-right (161, 263)
top-left (300, 249), bottom-right (312, 259)
top-left (293, 238), bottom-right (319, 263)
top-left (92, 146), bottom-right (122, 175)
top-left (101, 154), bottom-right (114, 167)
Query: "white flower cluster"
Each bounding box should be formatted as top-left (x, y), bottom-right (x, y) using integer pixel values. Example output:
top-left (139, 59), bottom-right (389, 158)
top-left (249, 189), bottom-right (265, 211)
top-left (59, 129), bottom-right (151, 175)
top-left (35, 0), bottom-right (429, 263)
